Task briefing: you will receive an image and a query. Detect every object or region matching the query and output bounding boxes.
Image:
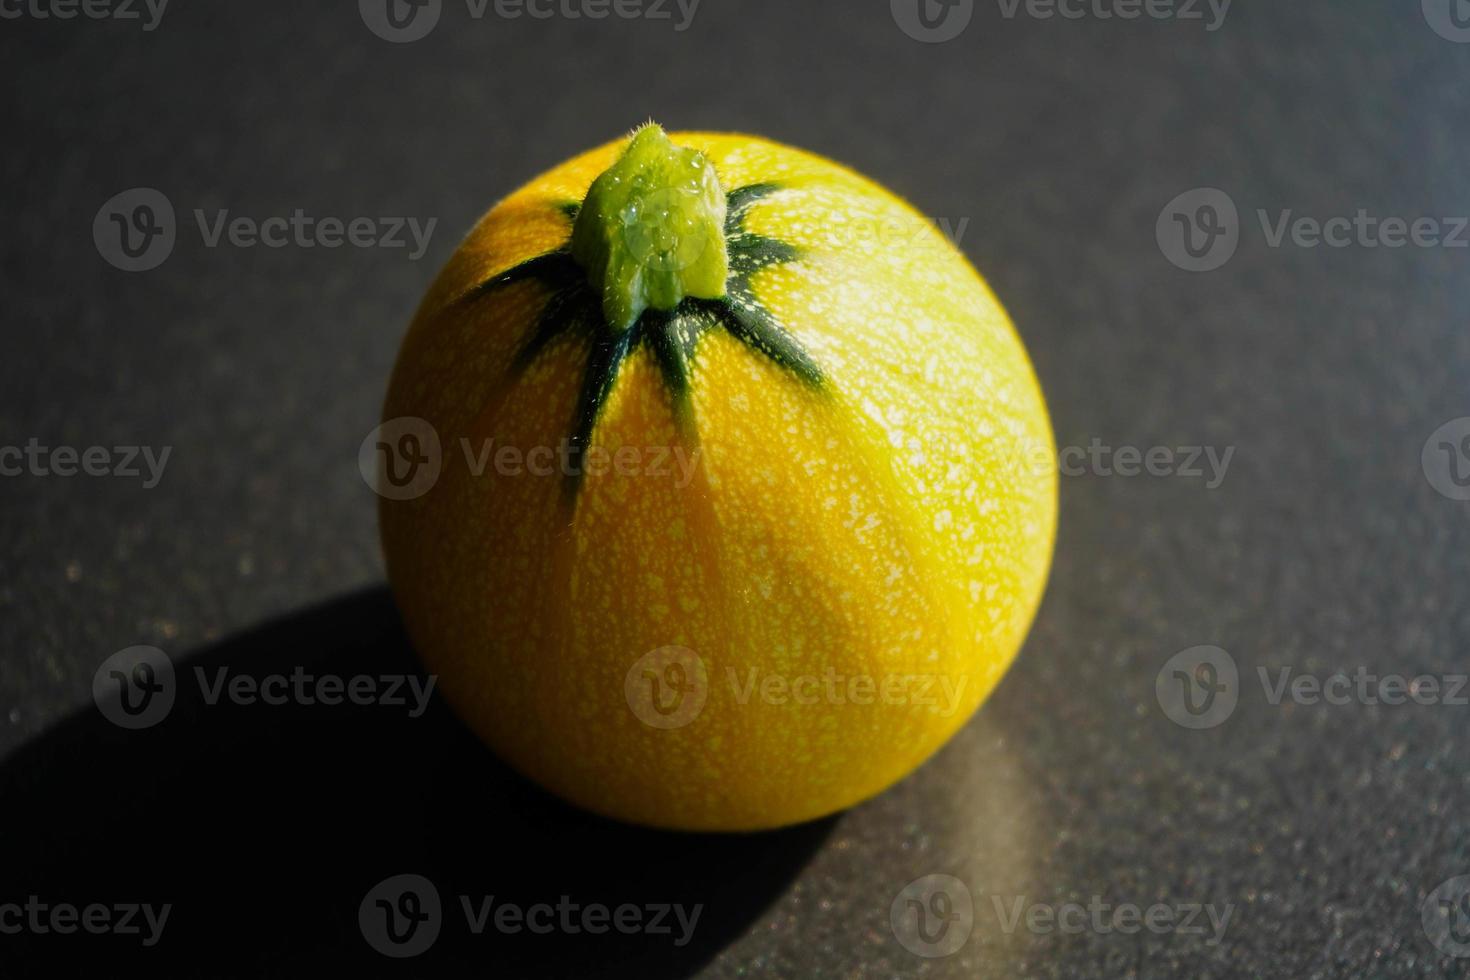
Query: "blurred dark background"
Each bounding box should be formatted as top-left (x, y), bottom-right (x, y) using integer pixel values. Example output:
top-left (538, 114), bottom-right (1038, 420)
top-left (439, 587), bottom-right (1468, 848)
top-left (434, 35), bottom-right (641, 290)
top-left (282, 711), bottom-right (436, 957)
top-left (3, 1), bottom-right (1470, 976)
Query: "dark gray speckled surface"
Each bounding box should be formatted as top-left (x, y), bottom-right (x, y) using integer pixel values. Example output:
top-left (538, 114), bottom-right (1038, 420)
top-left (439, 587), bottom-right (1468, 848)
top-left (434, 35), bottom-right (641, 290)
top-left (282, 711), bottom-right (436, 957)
top-left (3, 1), bottom-right (1470, 976)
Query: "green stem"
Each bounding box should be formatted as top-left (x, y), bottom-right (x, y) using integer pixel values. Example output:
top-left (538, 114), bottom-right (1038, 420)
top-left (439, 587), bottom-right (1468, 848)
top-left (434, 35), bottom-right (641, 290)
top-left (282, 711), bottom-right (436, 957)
top-left (571, 124), bottom-right (730, 333)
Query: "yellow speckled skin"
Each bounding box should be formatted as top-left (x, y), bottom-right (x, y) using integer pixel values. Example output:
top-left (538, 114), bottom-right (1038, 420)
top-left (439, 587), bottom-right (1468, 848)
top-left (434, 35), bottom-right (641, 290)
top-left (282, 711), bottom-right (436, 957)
top-left (380, 131), bottom-right (1056, 831)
